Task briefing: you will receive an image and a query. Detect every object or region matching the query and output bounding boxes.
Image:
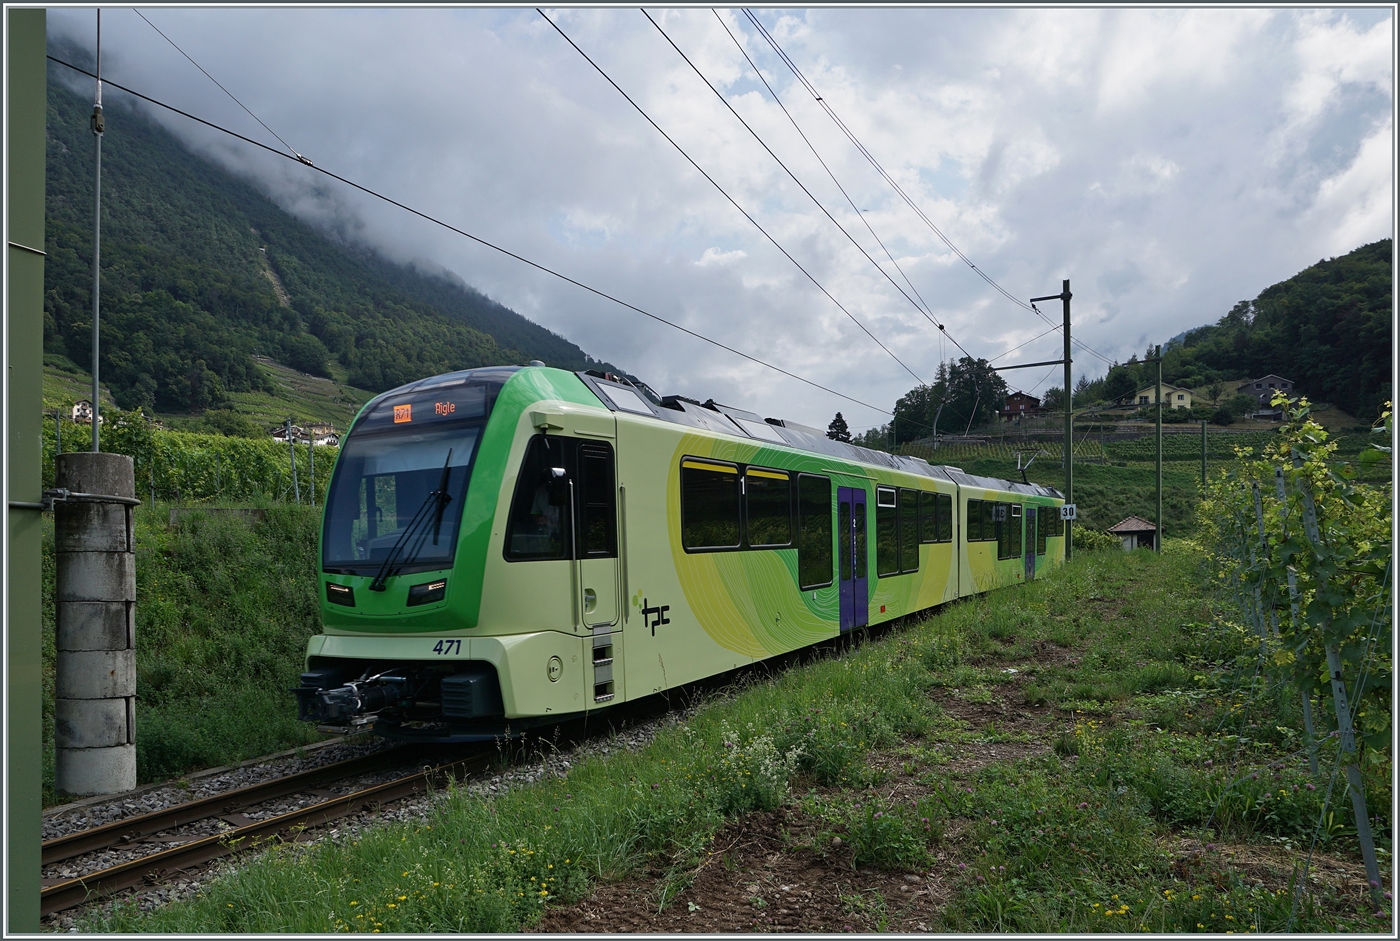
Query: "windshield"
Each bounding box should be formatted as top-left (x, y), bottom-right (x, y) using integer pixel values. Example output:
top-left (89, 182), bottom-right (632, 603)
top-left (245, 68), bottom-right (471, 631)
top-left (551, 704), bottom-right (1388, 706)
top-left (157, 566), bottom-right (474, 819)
top-left (322, 424), bottom-right (482, 574)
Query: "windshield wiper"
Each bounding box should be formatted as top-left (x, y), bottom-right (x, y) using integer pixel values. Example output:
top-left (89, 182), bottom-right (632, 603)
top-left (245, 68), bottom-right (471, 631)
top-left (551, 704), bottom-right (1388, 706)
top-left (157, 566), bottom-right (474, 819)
top-left (431, 448), bottom-right (454, 544)
top-left (368, 450), bottom-right (454, 592)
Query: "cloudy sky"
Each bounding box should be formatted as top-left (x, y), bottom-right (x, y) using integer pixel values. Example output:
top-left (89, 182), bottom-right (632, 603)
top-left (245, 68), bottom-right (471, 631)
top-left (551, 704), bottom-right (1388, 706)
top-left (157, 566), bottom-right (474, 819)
top-left (47, 6), bottom-right (1394, 433)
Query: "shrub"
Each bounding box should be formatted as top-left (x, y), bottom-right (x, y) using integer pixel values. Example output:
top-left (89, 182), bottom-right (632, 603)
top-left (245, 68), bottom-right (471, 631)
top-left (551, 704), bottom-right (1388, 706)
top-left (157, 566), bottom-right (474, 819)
top-left (1072, 526), bottom-right (1119, 553)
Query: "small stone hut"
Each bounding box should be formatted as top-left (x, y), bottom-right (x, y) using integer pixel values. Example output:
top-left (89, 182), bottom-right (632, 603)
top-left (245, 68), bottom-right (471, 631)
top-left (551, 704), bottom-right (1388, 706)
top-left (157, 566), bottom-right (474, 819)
top-left (1107, 515), bottom-right (1157, 551)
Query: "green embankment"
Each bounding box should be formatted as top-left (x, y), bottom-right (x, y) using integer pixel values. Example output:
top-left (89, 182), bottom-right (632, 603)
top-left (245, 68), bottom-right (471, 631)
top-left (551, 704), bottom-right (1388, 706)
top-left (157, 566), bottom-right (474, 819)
top-left (80, 546), bottom-right (1389, 933)
top-left (42, 504), bottom-right (327, 802)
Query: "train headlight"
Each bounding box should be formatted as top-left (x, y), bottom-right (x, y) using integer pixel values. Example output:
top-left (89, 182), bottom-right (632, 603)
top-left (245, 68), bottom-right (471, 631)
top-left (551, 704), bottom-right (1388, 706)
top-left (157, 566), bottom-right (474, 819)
top-left (326, 583), bottom-right (355, 607)
top-left (407, 579), bottom-right (447, 606)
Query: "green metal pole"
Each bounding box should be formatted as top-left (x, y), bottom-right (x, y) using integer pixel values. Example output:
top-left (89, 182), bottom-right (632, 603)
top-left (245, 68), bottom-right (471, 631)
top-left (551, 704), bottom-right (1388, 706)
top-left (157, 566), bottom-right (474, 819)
top-left (1062, 280), bottom-right (1072, 559)
top-left (7, 7), bottom-right (48, 931)
top-left (1155, 347), bottom-right (1163, 553)
top-left (1201, 418), bottom-right (1207, 486)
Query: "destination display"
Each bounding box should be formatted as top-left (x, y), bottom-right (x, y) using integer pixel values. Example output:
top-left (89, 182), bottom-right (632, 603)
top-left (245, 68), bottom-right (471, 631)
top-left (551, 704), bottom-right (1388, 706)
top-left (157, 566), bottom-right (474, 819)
top-left (357, 382), bottom-right (489, 432)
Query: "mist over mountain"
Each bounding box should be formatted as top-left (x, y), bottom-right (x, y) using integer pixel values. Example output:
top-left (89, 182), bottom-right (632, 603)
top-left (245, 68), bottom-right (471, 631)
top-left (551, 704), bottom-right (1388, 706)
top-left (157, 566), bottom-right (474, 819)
top-left (43, 57), bottom-right (613, 414)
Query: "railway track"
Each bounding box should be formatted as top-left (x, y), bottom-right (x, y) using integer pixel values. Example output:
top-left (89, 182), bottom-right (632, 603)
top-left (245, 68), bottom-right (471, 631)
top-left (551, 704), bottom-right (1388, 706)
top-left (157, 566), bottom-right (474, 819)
top-left (40, 683), bottom-right (703, 921)
top-left (40, 745), bottom-right (494, 917)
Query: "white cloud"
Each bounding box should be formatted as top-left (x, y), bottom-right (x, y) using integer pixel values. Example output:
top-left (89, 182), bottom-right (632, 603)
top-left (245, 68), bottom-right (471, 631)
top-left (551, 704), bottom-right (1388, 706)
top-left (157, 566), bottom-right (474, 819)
top-left (697, 247), bottom-right (747, 266)
top-left (42, 6), bottom-right (1393, 429)
top-left (1308, 116), bottom-right (1395, 258)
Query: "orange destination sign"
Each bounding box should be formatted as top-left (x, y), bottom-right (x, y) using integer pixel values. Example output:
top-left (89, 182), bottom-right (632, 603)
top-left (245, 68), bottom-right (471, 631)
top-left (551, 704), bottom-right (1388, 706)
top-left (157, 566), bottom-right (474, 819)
top-left (393, 404), bottom-right (412, 423)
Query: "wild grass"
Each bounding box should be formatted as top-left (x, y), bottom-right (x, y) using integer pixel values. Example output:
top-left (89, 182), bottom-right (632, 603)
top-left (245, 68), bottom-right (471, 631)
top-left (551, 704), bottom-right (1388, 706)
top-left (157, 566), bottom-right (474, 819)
top-left (79, 546), bottom-right (1389, 932)
top-left (42, 502), bottom-right (328, 802)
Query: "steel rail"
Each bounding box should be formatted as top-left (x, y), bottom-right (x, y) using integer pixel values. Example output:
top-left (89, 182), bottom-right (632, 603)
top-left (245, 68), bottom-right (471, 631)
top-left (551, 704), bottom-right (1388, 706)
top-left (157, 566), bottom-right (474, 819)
top-left (42, 747), bottom-right (422, 866)
top-left (41, 750), bottom-right (492, 916)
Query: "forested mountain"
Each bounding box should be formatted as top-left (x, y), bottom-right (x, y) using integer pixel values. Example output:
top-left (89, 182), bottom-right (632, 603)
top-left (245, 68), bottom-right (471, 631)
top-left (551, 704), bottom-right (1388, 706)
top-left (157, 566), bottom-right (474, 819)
top-left (1046, 240), bottom-right (1392, 423)
top-left (43, 59), bottom-right (611, 414)
top-left (866, 239), bottom-right (1392, 442)
top-left (1158, 239), bottom-right (1392, 420)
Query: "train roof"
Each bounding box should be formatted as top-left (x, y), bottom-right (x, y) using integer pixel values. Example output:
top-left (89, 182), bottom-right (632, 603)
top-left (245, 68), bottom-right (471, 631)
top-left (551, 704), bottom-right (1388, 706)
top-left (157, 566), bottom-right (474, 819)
top-left (351, 365), bottom-right (1062, 501)
top-left (574, 370), bottom-right (1063, 501)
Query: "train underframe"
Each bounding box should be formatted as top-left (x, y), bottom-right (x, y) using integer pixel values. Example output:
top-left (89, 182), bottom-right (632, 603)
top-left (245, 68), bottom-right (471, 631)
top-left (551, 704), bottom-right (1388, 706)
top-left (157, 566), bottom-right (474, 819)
top-left (293, 657), bottom-right (575, 743)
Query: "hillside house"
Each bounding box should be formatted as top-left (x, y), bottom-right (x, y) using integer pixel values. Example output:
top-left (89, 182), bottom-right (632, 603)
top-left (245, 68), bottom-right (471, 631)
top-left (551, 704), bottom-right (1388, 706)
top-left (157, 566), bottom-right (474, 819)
top-left (999, 391), bottom-right (1044, 422)
top-left (1121, 382), bottom-right (1193, 409)
top-left (70, 400), bottom-right (103, 425)
top-left (270, 423), bottom-right (339, 446)
top-left (1238, 375), bottom-right (1293, 419)
top-left (1107, 515), bottom-right (1157, 551)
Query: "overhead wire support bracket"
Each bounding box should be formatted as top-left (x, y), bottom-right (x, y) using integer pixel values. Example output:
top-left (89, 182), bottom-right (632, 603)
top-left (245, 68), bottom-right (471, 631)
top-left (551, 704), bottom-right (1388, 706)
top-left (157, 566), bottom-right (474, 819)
top-left (992, 359), bottom-right (1066, 371)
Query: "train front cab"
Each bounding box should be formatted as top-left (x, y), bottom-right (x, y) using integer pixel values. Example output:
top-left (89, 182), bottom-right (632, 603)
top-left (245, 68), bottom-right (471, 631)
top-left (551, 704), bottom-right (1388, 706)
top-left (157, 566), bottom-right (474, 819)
top-left (302, 367), bottom-right (625, 739)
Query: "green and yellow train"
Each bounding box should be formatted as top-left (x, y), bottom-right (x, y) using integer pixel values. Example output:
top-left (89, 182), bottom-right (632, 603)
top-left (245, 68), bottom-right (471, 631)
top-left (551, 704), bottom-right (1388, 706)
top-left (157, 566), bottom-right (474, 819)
top-left (295, 364), bottom-right (1065, 740)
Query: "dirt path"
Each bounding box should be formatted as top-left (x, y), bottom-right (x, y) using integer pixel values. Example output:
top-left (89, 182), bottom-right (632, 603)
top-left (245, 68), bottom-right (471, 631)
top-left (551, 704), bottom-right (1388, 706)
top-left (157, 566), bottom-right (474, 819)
top-left (535, 650), bottom-right (1073, 932)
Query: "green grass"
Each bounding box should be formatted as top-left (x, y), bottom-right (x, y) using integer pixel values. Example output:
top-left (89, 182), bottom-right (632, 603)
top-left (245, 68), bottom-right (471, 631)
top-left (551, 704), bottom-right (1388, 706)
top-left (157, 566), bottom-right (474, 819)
top-left (42, 502), bottom-right (329, 802)
top-left (80, 546), bottom-right (1391, 932)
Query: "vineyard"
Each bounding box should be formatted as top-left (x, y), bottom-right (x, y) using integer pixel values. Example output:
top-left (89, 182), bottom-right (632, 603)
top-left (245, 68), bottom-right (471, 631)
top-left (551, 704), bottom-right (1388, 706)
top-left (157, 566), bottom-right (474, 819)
top-left (43, 409), bottom-right (338, 506)
top-left (900, 439), bottom-right (1108, 466)
top-left (903, 429), bottom-right (1379, 468)
top-left (1197, 396), bottom-right (1392, 911)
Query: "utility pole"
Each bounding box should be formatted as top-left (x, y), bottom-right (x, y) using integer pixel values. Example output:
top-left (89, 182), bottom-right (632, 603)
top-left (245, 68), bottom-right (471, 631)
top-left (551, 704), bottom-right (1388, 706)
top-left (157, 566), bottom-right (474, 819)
top-left (90, 10), bottom-right (104, 452)
top-left (1200, 419), bottom-right (1208, 486)
top-left (1025, 280), bottom-right (1072, 558)
top-left (1156, 346), bottom-right (1163, 553)
top-left (286, 418), bottom-right (301, 504)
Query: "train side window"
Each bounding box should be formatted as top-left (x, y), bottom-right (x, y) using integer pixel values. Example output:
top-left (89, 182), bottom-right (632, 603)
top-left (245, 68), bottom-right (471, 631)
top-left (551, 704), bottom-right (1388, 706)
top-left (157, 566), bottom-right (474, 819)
top-left (994, 503), bottom-right (1010, 559)
top-left (919, 492), bottom-right (937, 544)
top-left (746, 468), bottom-right (793, 548)
top-left (938, 493), bottom-right (953, 542)
top-left (966, 499), bottom-right (981, 541)
top-left (899, 489), bottom-right (920, 573)
top-left (1010, 504), bottom-right (1023, 558)
top-left (1037, 506), bottom-right (1049, 555)
top-left (577, 444), bottom-right (616, 558)
top-left (681, 459), bottom-right (741, 550)
top-left (504, 435), bottom-right (572, 561)
top-left (982, 501), bottom-right (996, 543)
top-left (876, 487), bottom-right (899, 576)
top-left (798, 474), bottom-right (833, 589)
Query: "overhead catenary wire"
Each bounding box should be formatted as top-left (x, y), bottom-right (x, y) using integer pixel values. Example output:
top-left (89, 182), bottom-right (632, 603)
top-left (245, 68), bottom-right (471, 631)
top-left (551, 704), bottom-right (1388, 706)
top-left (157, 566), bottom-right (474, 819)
top-left (988, 324), bottom-right (1061, 364)
top-left (744, 9), bottom-right (1117, 370)
top-left (46, 55), bottom-right (892, 416)
top-left (537, 9), bottom-right (923, 386)
top-left (133, 9), bottom-right (309, 164)
top-left (649, 9), bottom-right (977, 364)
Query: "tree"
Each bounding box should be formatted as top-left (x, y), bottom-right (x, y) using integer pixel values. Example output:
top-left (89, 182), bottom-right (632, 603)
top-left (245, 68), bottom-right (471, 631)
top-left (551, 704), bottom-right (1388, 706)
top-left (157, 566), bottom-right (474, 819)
top-left (1041, 387), bottom-right (1064, 412)
top-left (1206, 380), bottom-right (1226, 407)
top-left (826, 412), bottom-right (851, 442)
top-left (892, 382), bottom-right (939, 445)
top-left (1103, 365), bottom-right (1139, 403)
top-left (852, 424), bottom-right (889, 450)
top-left (889, 357), bottom-right (1007, 444)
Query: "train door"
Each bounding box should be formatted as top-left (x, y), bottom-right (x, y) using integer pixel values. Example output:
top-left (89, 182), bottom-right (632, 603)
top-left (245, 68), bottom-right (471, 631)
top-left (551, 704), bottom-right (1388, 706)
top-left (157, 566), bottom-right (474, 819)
top-left (837, 486), bottom-right (868, 632)
top-left (575, 442), bottom-right (619, 629)
top-left (1024, 507), bottom-right (1037, 581)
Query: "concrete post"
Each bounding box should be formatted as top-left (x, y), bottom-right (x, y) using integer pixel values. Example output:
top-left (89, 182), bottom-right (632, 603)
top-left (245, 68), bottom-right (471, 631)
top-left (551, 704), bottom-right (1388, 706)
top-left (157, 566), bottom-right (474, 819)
top-left (54, 452), bottom-right (137, 795)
